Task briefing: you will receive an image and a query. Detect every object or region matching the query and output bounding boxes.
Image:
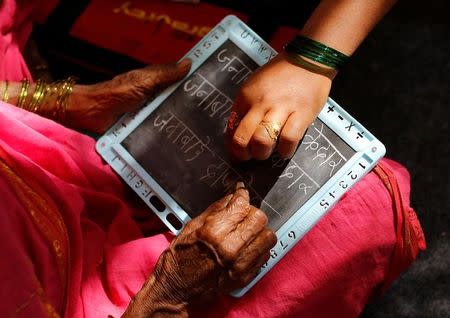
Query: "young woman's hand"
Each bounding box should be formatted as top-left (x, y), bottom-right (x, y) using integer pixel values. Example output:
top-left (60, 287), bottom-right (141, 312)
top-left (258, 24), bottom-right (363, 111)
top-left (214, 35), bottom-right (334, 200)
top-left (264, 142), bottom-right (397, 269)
top-left (66, 59), bottom-right (191, 134)
top-left (122, 183), bottom-right (277, 317)
top-left (227, 53), bottom-right (334, 161)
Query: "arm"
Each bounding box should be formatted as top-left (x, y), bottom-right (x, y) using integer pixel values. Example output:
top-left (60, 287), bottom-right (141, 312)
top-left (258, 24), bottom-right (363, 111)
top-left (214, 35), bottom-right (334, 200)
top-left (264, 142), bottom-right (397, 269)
top-left (227, 0), bottom-right (397, 161)
top-left (0, 59), bottom-right (191, 134)
top-left (301, 0), bottom-right (396, 55)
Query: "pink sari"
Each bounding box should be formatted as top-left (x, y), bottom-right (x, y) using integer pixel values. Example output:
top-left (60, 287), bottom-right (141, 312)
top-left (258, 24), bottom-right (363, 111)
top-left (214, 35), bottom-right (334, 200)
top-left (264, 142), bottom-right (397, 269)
top-left (0, 102), bottom-right (426, 318)
top-left (0, 1), bottom-right (425, 317)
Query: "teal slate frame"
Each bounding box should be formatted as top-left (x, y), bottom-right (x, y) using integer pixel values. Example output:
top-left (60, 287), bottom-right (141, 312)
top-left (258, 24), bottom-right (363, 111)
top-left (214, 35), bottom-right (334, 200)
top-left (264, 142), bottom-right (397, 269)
top-left (96, 16), bottom-right (385, 297)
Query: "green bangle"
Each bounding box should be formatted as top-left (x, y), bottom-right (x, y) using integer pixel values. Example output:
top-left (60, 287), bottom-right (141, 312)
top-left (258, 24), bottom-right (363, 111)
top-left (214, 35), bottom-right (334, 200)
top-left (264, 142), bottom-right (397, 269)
top-left (288, 47), bottom-right (340, 69)
top-left (287, 41), bottom-right (343, 64)
top-left (285, 52), bottom-right (337, 78)
top-left (284, 35), bottom-right (349, 69)
top-left (290, 35), bottom-right (348, 62)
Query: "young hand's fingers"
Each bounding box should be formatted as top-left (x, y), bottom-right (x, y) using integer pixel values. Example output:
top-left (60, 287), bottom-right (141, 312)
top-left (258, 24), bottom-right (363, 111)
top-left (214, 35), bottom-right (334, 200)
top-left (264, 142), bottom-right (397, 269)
top-left (249, 108), bottom-right (290, 160)
top-left (277, 111), bottom-right (311, 159)
top-left (225, 94), bottom-right (253, 136)
top-left (229, 107), bottom-right (266, 161)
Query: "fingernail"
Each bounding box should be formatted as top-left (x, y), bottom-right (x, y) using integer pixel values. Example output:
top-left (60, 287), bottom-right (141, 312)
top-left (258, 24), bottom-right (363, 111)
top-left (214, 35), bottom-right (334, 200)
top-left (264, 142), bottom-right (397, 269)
top-left (177, 58), bottom-right (192, 70)
top-left (236, 181), bottom-right (246, 190)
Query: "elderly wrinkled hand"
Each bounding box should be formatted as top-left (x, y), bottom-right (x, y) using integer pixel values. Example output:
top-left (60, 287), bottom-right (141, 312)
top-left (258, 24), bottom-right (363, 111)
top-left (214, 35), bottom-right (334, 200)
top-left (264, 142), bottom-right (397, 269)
top-left (122, 183), bottom-right (277, 317)
top-left (66, 59), bottom-right (192, 134)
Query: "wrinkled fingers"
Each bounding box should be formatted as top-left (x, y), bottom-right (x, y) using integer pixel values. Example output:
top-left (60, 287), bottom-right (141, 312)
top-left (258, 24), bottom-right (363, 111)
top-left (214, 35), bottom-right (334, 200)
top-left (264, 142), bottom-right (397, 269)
top-left (229, 228), bottom-right (277, 280)
top-left (216, 206), bottom-right (268, 263)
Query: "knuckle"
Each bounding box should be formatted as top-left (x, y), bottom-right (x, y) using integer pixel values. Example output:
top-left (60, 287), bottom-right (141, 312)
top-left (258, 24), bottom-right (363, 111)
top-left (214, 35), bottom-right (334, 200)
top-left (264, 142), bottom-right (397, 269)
top-left (234, 196), bottom-right (249, 210)
top-left (264, 230), bottom-right (278, 248)
top-left (253, 152), bottom-right (271, 161)
top-left (280, 133), bottom-right (299, 147)
top-left (253, 208), bottom-right (268, 225)
top-left (261, 250), bottom-right (271, 264)
top-left (232, 134), bottom-right (248, 149)
top-left (239, 84), bottom-right (252, 99)
top-left (231, 263), bottom-right (245, 276)
top-left (197, 221), bottom-right (220, 245)
top-left (181, 219), bottom-right (197, 233)
top-left (239, 228), bottom-right (256, 244)
top-left (239, 271), bottom-right (257, 286)
top-left (219, 243), bottom-right (239, 262)
top-left (125, 69), bottom-right (147, 86)
top-left (252, 133), bottom-right (274, 149)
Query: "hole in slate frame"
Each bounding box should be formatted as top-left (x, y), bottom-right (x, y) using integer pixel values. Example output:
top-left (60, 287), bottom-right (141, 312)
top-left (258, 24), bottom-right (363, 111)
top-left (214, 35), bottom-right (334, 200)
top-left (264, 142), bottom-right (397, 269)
top-left (150, 195), bottom-right (166, 212)
top-left (166, 213), bottom-right (183, 231)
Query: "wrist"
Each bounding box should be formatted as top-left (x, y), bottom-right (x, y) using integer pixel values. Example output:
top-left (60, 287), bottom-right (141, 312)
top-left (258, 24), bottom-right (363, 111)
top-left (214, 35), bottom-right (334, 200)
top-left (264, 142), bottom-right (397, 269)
top-left (282, 52), bottom-right (338, 79)
top-left (122, 277), bottom-right (189, 318)
top-left (284, 35), bottom-right (349, 70)
top-left (64, 84), bottom-right (93, 128)
top-left (122, 250), bottom-right (189, 318)
top-left (0, 78), bottom-right (77, 122)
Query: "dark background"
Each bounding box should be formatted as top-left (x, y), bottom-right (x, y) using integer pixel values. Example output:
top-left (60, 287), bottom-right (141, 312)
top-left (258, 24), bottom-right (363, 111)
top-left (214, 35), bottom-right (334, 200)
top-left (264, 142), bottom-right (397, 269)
top-left (29, 0), bottom-right (449, 317)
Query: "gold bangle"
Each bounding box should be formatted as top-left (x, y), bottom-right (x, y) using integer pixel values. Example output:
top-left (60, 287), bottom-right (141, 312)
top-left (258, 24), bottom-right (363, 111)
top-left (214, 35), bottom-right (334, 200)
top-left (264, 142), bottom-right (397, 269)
top-left (53, 80), bottom-right (65, 121)
top-left (62, 77), bottom-right (76, 122)
top-left (39, 81), bottom-right (56, 117)
top-left (54, 77), bottom-right (76, 123)
top-left (17, 78), bottom-right (30, 108)
top-left (34, 81), bottom-right (48, 113)
top-left (2, 80), bottom-right (9, 103)
top-left (28, 80), bottom-right (45, 112)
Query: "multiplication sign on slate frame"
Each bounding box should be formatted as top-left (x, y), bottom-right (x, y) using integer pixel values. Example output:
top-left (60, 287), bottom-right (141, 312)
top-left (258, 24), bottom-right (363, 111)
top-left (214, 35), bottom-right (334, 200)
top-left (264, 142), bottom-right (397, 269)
top-left (121, 39), bottom-right (355, 232)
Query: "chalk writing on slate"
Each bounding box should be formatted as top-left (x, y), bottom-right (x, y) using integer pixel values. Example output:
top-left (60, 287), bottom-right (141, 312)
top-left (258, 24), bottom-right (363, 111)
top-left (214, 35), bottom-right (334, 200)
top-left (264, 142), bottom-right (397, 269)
top-left (122, 40), bottom-right (355, 231)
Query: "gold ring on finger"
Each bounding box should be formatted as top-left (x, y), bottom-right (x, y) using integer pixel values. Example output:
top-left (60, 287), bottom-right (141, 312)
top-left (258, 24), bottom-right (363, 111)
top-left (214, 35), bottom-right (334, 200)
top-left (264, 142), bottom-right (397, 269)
top-left (260, 120), bottom-right (282, 142)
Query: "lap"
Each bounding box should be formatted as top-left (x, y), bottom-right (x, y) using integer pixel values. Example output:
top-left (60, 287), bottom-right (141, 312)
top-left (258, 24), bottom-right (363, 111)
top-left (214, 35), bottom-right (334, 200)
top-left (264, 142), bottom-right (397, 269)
top-left (0, 104), bottom-right (420, 317)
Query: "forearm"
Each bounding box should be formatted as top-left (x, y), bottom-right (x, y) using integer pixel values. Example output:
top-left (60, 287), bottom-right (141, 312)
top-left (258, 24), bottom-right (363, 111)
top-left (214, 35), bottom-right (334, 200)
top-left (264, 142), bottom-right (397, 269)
top-left (0, 79), bottom-right (94, 128)
top-left (1, 80), bottom-right (32, 106)
top-left (301, 0), bottom-right (397, 55)
top-left (0, 79), bottom-right (82, 121)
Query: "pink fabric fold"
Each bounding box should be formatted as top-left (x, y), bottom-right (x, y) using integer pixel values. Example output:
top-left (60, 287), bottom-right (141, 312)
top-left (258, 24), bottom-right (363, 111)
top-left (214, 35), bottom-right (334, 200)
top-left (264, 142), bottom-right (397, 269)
top-left (0, 0), bottom-right (58, 81)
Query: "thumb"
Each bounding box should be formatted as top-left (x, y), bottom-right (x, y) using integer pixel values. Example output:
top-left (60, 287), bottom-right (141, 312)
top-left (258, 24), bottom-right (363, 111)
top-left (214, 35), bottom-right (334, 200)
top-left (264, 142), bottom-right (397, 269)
top-left (138, 58), bottom-right (192, 97)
